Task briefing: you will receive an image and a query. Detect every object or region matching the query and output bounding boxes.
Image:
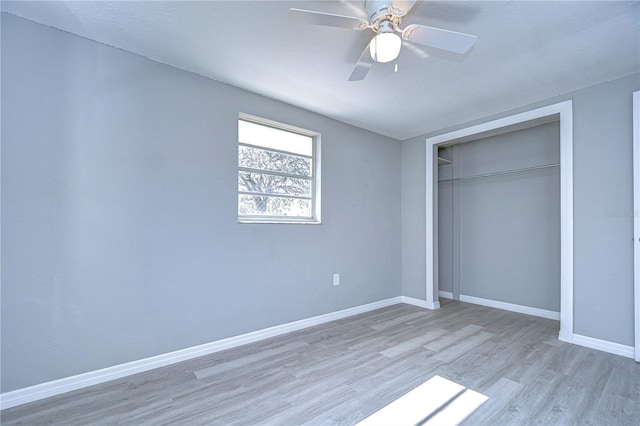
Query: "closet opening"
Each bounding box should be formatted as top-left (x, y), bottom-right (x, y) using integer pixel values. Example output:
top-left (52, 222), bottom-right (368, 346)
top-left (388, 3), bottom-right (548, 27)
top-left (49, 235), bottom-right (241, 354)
top-left (436, 122), bottom-right (561, 321)
top-left (425, 101), bottom-right (574, 342)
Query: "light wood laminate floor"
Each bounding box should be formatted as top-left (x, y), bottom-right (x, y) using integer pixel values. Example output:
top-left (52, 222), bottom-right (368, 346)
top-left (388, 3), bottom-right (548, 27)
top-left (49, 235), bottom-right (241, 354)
top-left (2, 299), bottom-right (639, 425)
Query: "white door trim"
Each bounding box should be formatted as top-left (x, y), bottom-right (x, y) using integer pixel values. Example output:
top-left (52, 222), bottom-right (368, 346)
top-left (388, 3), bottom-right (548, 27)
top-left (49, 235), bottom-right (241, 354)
top-left (633, 90), bottom-right (640, 363)
top-left (425, 101), bottom-right (574, 341)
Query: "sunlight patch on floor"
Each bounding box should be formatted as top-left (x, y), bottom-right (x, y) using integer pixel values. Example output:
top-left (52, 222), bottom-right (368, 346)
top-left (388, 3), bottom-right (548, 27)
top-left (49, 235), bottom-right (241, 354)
top-left (356, 375), bottom-right (488, 426)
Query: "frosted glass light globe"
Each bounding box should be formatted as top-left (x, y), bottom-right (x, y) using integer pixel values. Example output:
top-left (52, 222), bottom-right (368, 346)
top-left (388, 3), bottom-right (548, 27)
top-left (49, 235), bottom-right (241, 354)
top-left (369, 32), bottom-right (401, 63)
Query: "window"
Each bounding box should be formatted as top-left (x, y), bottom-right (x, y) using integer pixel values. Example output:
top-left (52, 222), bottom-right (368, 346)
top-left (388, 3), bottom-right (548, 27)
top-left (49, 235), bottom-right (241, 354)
top-left (238, 114), bottom-right (321, 223)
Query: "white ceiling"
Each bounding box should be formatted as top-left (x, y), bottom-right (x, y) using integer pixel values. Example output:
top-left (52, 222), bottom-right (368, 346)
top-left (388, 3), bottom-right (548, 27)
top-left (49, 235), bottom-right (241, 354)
top-left (3, 0), bottom-right (639, 140)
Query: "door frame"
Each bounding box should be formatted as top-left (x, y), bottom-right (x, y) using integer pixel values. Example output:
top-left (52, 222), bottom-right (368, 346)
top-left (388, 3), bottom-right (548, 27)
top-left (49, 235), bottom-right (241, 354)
top-left (633, 90), bottom-right (639, 362)
top-left (424, 100), bottom-right (574, 341)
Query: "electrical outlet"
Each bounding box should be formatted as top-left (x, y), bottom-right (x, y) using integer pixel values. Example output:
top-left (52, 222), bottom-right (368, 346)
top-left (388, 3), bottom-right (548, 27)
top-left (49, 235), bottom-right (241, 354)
top-left (333, 273), bottom-right (340, 286)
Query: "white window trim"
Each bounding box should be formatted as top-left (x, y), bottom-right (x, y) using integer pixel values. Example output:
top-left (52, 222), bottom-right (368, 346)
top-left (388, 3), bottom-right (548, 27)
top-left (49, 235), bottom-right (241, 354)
top-left (238, 113), bottom-right (321, 224)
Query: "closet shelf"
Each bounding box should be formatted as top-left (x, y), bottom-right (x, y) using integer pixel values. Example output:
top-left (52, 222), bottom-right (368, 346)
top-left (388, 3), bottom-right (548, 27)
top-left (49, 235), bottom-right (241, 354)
top-left (438, 163), bottom-right (560, 183)
top-left (438, 156), bottom-right (453, 166)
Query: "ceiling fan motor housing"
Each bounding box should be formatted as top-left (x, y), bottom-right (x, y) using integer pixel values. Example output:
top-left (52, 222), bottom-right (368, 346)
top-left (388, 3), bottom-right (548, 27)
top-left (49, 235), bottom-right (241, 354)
top-left (365, 1), bottom-right (395, 26)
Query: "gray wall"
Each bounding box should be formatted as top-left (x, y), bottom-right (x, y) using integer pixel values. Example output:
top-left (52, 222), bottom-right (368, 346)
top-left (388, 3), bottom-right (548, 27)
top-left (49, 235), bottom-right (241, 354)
top-left (402, 72), bottom-right (640, 346)
top-left (437, 123), bottom-right (561, 311)
top-left (1, 14), bottom-right (401, 392)
top-left (401, 136), bottom-right (426, 300)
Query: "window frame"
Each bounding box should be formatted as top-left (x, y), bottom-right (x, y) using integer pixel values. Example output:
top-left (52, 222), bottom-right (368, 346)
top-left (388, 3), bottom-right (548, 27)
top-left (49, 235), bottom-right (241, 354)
top-left (237, 113), bottom-right (321, 224)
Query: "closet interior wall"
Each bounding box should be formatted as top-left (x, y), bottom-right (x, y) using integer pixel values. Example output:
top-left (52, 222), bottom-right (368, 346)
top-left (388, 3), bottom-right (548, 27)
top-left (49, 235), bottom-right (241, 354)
top-left (437, 122), bottom-right (561, 313)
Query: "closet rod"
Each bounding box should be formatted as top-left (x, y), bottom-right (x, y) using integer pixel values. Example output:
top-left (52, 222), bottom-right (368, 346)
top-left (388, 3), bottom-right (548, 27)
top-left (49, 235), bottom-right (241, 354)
top-left (438, 163), bottom-right (560, 183)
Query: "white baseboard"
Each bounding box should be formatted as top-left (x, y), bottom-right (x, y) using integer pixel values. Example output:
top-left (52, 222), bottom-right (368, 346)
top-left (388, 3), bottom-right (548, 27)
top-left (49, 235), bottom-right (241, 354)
top-left (400, 296), bottom-right (428, 309)
top-left (4, 295), bottom-right (631, 410)
top-left (459, 294), bottom-right (560, 321)
top-left (456, 295), bottom-right (633, 359)
top-left (558, 329), bottom-right (573, 343)
top-left (561, 333), bottom-right (634, 359)
top-left (438, 291), bottom-right (453, 299)
top-left (0, 297), bottom-right (403, 410)
top-left (400, 296), bottom-right (439, 310)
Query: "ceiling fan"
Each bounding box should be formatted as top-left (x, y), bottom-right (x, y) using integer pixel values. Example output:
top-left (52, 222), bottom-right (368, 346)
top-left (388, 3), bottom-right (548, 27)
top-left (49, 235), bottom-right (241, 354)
top-left (289, 0), bottom-right (477, 81)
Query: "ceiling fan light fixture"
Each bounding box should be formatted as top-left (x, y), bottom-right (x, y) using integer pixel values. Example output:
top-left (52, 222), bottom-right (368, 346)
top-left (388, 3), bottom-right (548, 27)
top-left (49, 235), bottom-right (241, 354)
top-left (290, 3), bottom-right (477, 81)
top-left (369, 32), bottom-right (401, 63)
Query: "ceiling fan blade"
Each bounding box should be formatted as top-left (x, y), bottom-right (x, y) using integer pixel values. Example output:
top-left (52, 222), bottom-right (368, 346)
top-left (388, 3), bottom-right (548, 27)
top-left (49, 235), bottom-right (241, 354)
top-left (389, 0), bottom-right (418, 16)
top-left (348, 44), bottom-right (374, 81)
top-left (289, 8), bottom-right (368, 30)
top-left (402, 24), bottom-right (477, 54)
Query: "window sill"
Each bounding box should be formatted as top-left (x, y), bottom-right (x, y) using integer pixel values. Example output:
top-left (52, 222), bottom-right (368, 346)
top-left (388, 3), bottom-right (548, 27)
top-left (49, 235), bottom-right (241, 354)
top-left (238, 219), bottom-right (321, 225)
